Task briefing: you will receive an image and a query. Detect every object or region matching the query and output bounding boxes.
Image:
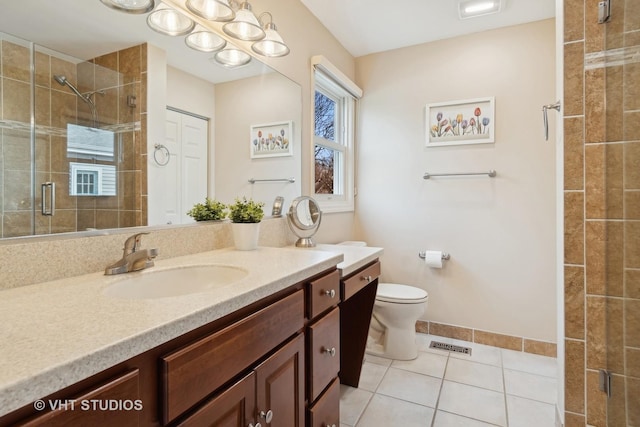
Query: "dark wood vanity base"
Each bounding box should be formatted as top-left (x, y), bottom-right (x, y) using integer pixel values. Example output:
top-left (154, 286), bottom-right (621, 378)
top-left (339, 260), bottom-right (381, 387)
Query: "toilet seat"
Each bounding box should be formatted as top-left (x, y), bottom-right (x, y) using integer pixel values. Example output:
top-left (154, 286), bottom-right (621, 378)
top-left (376, 283), bottom-right (428, 304)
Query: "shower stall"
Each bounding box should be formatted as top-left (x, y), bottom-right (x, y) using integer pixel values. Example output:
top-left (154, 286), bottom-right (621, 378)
top-left (563, 1), bottom-right (639, 425)
top-left (0, 31), bottom-right (146, 238)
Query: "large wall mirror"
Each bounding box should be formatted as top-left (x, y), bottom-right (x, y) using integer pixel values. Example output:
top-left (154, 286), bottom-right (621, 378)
top-left (0, 1), bottom-right (302, 239)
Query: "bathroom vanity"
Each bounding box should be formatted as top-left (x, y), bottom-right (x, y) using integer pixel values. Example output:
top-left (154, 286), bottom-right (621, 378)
top-left (0, 244), bottom-right (382, 427)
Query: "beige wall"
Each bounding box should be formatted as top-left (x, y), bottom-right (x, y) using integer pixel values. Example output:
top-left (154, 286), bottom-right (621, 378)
top-left (354, 19), bottom-right (557, 342)
top-left (214, 72), bottom-right (302, 209)
top-left (254, 0), bottom-right (357, 242)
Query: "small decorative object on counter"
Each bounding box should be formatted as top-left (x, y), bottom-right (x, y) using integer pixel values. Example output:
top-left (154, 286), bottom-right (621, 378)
top-left (187, 197), bottom-right (227, 221)
top-left (271, 196), bottom-right (284, 217)
top-left (228, 197), bottom-right (265, 250)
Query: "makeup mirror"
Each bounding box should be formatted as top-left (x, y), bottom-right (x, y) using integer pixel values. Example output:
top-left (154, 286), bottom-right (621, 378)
top-left (286, 196), bottom-right (322, 247)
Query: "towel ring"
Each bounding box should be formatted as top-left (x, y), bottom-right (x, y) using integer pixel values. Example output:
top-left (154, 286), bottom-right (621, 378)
top-left (153, 144), bottom-right (170, 166)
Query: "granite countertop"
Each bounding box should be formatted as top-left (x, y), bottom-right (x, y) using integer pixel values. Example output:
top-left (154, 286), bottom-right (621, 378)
top-left (297, 244), bottom-right (384, 277)
top-left (0, 246), bottom-right (343, 417)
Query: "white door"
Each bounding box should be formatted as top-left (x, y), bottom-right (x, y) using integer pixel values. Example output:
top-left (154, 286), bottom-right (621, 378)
top-left (179, 114), bottom-right (208, 223)
top-left (160, 109), bottom-right (208, 224)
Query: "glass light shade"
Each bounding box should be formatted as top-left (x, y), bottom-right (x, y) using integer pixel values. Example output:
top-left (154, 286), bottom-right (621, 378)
top-left (222, 2), bottom-right (265, 41)
top-left (185, 0), bottom-right (235, 22)
top-left (100, 0), bottom-right (155, 14)
top-left (213, 48), bottom-right (251, 68)
top-left (251, 23), bottom-right (289, 57)
top-left (185, 28), bottom-right (227, 52)
top-left (147, 5), bottom-right (195, 36)
top-left (458, 0), bottom-right (501, 19)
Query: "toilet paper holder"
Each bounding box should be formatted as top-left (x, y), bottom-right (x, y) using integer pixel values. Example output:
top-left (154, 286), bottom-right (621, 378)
top-left (418, 251), bottom-right (450, 261)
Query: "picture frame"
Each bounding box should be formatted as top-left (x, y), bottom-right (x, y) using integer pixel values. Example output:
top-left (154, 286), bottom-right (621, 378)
top-left (426, 97), bottom-right (495, 147)
top-left (250, 121), bottom-right (293, 158)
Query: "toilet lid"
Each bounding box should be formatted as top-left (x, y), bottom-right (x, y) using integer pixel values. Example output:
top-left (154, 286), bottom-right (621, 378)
top-left (376, 283), bottom-right (428, 303)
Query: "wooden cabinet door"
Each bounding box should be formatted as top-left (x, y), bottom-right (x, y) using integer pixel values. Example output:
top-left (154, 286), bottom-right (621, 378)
top-left (18, 370), bottom-right (140, 427)
top-left (255, 334), bottom-right (305, 427)
top-left (176, 372), bottom-right (256, 427)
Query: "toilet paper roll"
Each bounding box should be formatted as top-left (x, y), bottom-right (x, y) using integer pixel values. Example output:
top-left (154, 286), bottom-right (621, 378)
top-left (423, 250), bottom-right (443, 268)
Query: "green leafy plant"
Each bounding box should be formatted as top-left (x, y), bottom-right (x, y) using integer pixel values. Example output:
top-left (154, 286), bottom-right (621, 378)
top-left (187, 198), bottom-right (227, 221)
top-left (228, 197), bottom-right (265, 223)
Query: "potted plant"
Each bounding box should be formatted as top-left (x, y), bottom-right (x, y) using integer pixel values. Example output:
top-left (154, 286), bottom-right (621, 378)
top-left (187, 197), bottom-right (227, 222)
top-left (228, 197), bottom-right (264, 250)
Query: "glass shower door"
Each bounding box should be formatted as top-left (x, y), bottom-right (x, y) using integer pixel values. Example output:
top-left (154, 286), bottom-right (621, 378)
top-left (1, 30), bottom-right (139, 238)
top-left (603, 1), bottom-right (639, 425)
top-left (0, 32), bottom-right (35, 238)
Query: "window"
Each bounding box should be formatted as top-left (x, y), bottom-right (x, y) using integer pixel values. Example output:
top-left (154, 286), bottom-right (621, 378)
top-left (76, 170), bottom-right (98, 195)
top-left (312, 56), bottom-right (361, 213)
top-left (69, 163), bottom-right (116, 196)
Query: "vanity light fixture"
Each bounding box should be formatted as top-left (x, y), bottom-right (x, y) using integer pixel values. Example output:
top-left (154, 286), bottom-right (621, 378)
top-left (147, 3), bottom-right (195, 36)
top-left (185, 0), bottom-right (235, 22)
top-left (213, 47), bottom-right (252, 67)
top-left (100, 0), bottom-right (156, 14)
top-left (458, 0), bottom-right (503, 19)
top-left (185, 25), bottom-right (227, 52)
top-left (251, 13), bottom-right (289, 57)
top-left (99, 0), bottom-right (290, 58)
top-left (222, 2), bottom-right (265, 41)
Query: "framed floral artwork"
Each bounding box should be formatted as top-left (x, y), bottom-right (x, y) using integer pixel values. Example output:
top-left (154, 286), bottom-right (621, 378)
top-left (250, 121), bottom-right (293, 158)
top-left (426, 97), bottom-right (495, 147)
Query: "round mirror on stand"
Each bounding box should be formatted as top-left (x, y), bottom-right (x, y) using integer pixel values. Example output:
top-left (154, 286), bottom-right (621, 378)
top-left (287, 196), bottom-right (322, 247)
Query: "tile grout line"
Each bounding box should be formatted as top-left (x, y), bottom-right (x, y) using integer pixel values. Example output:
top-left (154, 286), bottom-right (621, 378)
top-left (429, 350), bottom-right (450, 427)
top-left (352, 361), bottom-right (390, 427)
top-left (501, 349), bottom-right (510, 427)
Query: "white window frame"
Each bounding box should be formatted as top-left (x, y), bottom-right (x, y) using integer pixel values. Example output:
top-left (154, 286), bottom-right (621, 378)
top-left (69, 162), bottom-right (117, 196)
top-left (311, 56), bottom-right (361, 213)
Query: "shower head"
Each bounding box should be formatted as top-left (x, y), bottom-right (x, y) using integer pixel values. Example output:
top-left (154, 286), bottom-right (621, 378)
top-left (53, 74), bottom-right (93, 105)
top-left (53, 75), bottom-right (67, 86)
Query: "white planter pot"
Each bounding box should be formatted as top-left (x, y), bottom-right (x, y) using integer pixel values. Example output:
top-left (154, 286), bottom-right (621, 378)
top-left (231, 222), bottom-right (261, 251)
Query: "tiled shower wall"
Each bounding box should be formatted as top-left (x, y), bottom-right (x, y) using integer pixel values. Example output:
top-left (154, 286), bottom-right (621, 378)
top-left (0, 39), bottom-right (147, 238)
top-left (563, 0), bottom-right (640, 426)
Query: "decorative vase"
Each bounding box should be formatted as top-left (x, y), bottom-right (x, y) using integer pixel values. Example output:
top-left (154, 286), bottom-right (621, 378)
top-left (231, 222), bottom-right (261, 250)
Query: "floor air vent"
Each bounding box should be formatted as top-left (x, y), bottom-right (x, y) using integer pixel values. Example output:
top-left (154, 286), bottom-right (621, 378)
top-left (429, 341), bottom-right (472, 355)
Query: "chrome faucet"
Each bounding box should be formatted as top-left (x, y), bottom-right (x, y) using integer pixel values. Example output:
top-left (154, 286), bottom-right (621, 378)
top-left (105, 232), bottom-right (158, 275)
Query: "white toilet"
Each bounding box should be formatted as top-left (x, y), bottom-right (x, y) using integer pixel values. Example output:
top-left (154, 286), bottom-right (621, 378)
top-left (366, 283), bottom-right (428, 360)
top-left (335, 241), bottom-right (428, 361)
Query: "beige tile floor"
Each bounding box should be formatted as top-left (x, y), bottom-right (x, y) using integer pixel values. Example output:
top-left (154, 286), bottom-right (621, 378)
top-left (340, 333), bottom-right (557, 427)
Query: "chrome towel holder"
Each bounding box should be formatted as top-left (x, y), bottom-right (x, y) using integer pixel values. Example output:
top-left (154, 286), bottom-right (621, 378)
top-left (153, 144), bottom-right (170, 166)
top-left (423, 170), bottom-right (496, 179)
top-left (248, 177), bottom-right (296, 184)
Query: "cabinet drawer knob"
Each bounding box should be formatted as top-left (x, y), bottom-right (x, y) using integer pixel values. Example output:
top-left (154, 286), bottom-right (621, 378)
top-left (323, 289), bottom-right (336, 298)
top-left (249, 424), bottom-right (262, 427)
top-left (259, 410), bottom-right (273, 423)
top-left (361, 275), bottom-right (372, 282)
top-left (323, 347), bottom-right (336, 357)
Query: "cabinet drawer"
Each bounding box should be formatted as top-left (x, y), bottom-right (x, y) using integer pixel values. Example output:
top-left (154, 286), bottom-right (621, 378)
top-left (307, 307), bottom-right (340, 402)
top-left (308, 269), bottom-right (340, 319)
top-left (342, 261), bottom-right (380, 300)
top-left (176, 372), bottom-right (255, 427)
top-left (308, 377), bottom-right (340, 427)
top-left (19, 370), bottom-right (140, 427)
top-left (161, 289), bottom-right (304, 424)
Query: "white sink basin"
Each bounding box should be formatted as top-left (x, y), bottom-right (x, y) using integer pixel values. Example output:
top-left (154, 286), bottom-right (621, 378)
top-left (103, 265), bottom-right (248, 299)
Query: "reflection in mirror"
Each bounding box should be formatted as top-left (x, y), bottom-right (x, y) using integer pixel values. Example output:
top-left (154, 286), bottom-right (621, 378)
top-left (287, 196), bottom-right (322, 247)
top-left (0, 31), bottom-right (143, 238)
top-left (0, 1), bottom-right (302, 239)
